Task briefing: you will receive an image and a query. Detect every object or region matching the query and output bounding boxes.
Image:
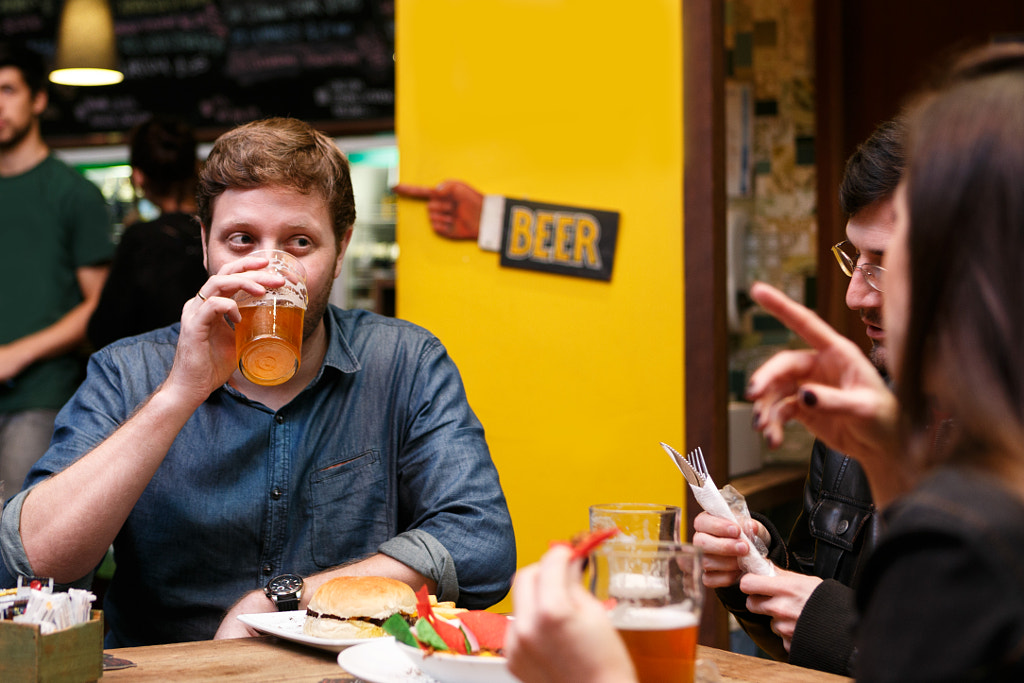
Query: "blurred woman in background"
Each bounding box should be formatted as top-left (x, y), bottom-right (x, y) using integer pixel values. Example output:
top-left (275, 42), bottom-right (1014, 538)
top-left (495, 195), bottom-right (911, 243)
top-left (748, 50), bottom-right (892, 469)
top-left (87, 115), bottom-right (207, 349)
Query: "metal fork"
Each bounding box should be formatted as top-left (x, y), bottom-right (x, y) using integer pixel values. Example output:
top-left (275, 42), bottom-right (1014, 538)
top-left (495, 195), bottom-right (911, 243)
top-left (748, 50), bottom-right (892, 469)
top-left (659, 442), bottom-right (706, 487)
top-left (686, 446), bottom-right (711, 486)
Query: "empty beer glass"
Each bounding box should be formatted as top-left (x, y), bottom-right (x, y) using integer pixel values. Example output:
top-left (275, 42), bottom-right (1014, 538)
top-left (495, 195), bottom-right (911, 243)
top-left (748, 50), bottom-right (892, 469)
top-left (589, 503), bottom-right (682, 544)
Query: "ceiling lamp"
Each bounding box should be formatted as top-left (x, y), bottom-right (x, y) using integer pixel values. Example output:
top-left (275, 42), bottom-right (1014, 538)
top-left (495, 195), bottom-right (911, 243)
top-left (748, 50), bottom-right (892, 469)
top-left (49, 0), bottom-right (124, 86)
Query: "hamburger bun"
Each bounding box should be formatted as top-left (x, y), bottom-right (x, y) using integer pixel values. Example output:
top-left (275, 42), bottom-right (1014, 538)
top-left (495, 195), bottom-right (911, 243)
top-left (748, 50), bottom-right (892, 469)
top-left (303, 576), bottom-right (416, 640)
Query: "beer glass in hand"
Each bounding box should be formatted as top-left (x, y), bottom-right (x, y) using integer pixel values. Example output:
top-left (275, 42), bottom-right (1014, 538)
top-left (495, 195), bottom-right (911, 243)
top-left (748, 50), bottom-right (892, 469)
top-left (590, 541), bottom-right (704, 683)
top-left (234, 250), bottom-right (308, 386)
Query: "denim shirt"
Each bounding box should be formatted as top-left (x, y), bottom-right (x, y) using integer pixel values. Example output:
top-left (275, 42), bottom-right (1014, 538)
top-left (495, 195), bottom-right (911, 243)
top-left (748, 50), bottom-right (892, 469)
top-left (0, 306), bottom-right (516, 646)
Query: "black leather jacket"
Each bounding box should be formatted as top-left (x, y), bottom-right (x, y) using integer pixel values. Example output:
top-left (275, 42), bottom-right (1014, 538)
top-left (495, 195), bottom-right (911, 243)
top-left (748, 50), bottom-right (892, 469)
top-left (716, 438), bottom-right (882, 675)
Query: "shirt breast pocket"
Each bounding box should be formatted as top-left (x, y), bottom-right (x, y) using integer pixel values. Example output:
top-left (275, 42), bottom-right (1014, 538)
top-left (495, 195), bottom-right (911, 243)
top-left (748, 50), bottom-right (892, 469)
top-left (309, 449), bottom-right (391, 568)
top-left (808, 492), bottom-right (873, 551)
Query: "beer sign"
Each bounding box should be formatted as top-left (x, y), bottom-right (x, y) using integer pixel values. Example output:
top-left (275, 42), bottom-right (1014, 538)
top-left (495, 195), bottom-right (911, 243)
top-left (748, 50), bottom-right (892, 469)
top-left (499, 199), bottom-right (620, 281)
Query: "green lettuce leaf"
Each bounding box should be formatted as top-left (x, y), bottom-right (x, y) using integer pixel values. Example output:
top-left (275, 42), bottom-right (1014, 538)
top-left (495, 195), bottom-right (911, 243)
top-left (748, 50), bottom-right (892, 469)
top-left (413, 617), bottom-right (450, 651)
top-left (382, 614), bottom-right (418, 648)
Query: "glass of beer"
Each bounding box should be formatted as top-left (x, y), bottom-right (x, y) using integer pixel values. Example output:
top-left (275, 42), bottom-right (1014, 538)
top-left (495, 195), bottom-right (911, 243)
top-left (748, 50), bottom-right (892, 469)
top-left (589, 503), bottom-right (682, 543)
top-left (233, 250), bottom-right (308, 386)
top-left (590, 540), bottom-right (703, 683)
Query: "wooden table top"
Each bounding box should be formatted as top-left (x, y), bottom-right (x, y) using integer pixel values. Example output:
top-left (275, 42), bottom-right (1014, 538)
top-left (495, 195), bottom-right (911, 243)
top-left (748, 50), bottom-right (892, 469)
top-left (699, 645), bottom-right (852, 683)
top-left (102, 635), bottom-right (853, 682)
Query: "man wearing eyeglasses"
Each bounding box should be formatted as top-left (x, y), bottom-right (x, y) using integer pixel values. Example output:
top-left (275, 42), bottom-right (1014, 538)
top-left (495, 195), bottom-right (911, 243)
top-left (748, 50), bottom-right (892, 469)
top-left (694, 118), bottom-right (905, 676)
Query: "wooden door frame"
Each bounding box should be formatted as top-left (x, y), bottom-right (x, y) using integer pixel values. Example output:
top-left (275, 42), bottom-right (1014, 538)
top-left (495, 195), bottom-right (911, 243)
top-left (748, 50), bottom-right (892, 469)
top-left (682, 0), bottom-right (730, 650)
top-left (815, 0), bottom-right (862, 347)
top-left (683, 0), bottom-right (850, 650)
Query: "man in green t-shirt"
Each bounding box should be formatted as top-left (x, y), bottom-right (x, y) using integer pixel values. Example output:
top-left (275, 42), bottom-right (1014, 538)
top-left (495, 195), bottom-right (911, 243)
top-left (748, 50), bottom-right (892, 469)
top-left (0, 44), bottom-right (114, 503)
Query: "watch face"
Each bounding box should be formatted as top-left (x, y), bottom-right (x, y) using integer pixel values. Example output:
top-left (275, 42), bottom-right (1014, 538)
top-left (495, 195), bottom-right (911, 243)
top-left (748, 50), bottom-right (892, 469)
top-left (267, 574), bottom-right (303, 596)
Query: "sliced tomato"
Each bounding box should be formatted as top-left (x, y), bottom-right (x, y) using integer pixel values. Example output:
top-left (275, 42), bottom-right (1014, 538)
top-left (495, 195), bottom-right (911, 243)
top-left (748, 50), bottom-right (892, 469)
top-left (458, 610), bottom-right (510, 652)
top-left (432, 618), bottom-right (470, 654)
top-left (413, 586), bottom-right (469, 654)
top-left (415, 585), bottom-right (435, 622)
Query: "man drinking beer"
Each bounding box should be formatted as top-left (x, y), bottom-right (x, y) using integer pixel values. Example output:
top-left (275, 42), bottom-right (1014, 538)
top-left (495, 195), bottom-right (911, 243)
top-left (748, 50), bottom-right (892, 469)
top-left (0, 118), bottom-right (516, 647)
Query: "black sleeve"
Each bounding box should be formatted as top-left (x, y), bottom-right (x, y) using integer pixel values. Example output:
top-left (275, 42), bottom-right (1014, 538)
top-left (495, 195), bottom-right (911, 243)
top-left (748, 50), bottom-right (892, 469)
top-left (856, 530), bottom-right (1024, 683)
top-left (715, 582), bottom-right (789, 661)
top-left (788, 579), bottom-right (859, 675)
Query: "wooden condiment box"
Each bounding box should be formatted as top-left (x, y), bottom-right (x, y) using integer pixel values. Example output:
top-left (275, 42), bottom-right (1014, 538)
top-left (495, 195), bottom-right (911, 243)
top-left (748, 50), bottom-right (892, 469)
top-left (0, 610), bottom-right (103, 683)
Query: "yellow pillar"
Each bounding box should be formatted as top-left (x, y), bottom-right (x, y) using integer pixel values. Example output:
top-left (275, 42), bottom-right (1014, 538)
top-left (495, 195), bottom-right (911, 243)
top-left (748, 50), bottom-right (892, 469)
top-left (396, 0), bottom-right (686, 612)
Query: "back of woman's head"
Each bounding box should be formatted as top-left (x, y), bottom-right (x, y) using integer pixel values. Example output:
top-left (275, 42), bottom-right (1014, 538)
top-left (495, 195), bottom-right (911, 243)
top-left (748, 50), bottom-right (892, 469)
top-left (129, 115), bottom-right (197, 200)
top-left (899, 43), bottom-right (1024, 465)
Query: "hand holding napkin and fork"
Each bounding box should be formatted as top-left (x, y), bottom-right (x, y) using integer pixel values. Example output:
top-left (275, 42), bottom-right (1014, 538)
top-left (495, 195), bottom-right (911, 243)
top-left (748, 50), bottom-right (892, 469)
top-left (661, 442), bottom-right (775, 577)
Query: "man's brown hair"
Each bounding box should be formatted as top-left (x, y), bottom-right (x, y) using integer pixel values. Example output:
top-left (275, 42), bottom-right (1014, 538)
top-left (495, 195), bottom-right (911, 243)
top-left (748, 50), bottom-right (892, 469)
top-left (196, 117), bottom-right (356, 248)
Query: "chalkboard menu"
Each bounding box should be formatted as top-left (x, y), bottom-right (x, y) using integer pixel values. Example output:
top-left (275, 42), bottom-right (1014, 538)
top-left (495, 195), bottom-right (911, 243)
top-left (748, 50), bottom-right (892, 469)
top-left (1, 0), bottom-right (394, 142)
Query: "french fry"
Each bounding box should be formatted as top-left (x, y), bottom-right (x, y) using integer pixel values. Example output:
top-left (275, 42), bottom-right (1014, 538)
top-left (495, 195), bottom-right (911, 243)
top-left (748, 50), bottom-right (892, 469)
top-left (420, 594), bottom-right (466, 619)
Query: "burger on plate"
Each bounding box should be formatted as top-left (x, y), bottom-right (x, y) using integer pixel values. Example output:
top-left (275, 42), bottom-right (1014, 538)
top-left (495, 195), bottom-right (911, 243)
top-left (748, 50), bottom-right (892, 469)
top-left (303, 576), bottom-right (417, 639)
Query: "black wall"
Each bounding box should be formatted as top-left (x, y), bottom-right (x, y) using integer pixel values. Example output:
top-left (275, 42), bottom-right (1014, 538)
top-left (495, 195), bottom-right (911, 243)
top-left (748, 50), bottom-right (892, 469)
top-left (2, 0), bottom-right (395, 143)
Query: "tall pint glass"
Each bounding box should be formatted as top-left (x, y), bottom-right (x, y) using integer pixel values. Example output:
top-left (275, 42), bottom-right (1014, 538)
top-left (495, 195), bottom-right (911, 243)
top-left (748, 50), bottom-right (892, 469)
top-left (590, 541), bottom-right (703, 683)
top-left (233, 250), bottom-right (308, 386)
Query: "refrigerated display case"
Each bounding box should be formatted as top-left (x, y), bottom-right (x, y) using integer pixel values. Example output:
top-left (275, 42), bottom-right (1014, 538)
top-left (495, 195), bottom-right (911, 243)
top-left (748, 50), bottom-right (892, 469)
top-left (55, 146), bottom-right (135, 243)
top-left (330, 139), bottom-right (399, 316)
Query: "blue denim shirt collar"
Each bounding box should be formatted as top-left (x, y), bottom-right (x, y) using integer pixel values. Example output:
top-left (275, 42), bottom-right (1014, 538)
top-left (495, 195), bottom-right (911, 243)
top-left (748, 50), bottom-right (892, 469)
top-left (321, 308), bottom-right (362, 375)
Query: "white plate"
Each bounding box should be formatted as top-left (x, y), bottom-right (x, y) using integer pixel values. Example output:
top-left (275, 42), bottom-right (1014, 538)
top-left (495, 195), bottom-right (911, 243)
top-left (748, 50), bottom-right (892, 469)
top-left (394, 641), bottom-right (520, 683)
top-left (338, 639), bottom-right (438, 682)
top-left (237, 610), bottom-right (391, 653)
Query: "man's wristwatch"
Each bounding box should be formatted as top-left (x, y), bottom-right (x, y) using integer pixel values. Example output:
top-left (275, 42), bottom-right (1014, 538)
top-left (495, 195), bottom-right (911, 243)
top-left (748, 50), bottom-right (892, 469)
top-left (264, 573), bottom-right (304, 612)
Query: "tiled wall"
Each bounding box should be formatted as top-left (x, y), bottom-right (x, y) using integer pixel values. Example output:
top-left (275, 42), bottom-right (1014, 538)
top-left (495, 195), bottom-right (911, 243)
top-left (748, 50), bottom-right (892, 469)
top-left (725, 0), bottom-right (816, 463)
top-left (727, 0), bottom-right (816, 302)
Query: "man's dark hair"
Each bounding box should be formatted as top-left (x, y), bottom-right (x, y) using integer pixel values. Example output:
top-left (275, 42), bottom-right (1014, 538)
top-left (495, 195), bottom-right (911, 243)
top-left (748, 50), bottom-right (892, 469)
top-left (838, 117), bottom-right (907, 217)
top-left (0, 42), bottom-right (48, 95)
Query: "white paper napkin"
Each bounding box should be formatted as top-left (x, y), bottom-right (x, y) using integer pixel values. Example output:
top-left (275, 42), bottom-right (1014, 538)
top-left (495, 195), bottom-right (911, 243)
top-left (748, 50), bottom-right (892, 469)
top-left (690, 475), bottom-right (775, 576)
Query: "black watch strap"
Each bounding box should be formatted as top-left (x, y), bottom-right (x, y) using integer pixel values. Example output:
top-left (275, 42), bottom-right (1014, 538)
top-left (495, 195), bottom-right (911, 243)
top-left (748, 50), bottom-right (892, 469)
top-left (274, 594), bottom-right (300, 611)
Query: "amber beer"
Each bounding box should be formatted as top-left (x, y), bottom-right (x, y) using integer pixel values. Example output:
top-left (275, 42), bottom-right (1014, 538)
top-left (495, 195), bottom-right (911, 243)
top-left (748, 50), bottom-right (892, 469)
top-left (234, 250), bottom-right (308, 386)
top-left (612, 608), bottom-right (699, 683)
top-left (593, 541), bottom-right (704, 683)
top-left (236, 300), bottom-right (304, 385)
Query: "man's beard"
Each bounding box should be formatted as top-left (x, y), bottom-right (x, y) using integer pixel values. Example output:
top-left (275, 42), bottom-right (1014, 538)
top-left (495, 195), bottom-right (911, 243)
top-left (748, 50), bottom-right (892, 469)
top-left (868, 341), bottom-right (888, 374)
top-left (0, 118), bottom-right (32, 153)
top-left (302, 275), bottom-right (334, 341)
